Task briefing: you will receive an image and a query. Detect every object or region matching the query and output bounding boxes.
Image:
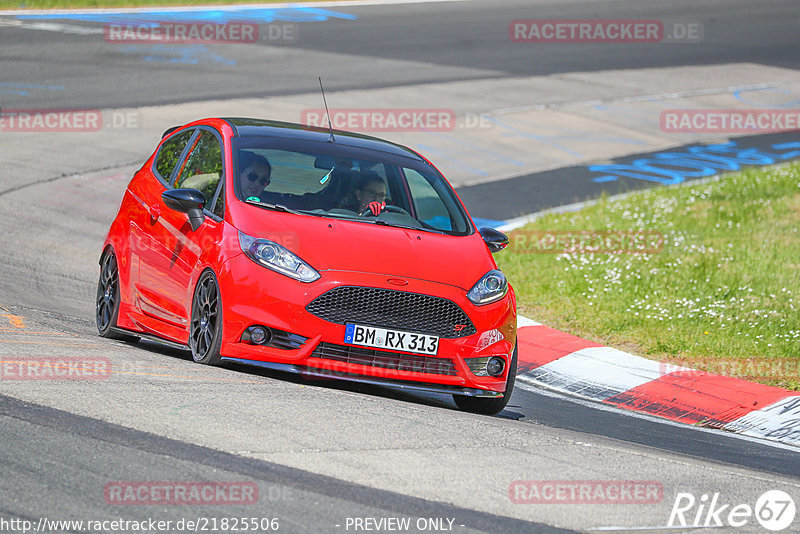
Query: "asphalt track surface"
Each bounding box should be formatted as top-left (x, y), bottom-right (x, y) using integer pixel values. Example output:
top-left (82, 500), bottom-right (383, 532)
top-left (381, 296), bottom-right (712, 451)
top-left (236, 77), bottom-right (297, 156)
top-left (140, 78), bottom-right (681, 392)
top-left (1, 0), bottom-right (799, 532)
top-left (459, 130), bottom-right (800, 220)
top-left (0, 0), bottom-right (798, 109)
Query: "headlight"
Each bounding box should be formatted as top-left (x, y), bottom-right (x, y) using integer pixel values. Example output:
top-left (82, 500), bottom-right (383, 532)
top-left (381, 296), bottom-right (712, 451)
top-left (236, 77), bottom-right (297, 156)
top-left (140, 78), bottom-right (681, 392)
top-left (238, 230), bottom-right (320, 283)
top-left (467, 269), bottom-right (508, 305)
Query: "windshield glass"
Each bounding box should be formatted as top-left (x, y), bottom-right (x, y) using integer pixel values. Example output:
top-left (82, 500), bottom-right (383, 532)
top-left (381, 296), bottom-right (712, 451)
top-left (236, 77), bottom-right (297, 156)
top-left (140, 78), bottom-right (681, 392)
top-left (233, 136), bottom-right (472, 235)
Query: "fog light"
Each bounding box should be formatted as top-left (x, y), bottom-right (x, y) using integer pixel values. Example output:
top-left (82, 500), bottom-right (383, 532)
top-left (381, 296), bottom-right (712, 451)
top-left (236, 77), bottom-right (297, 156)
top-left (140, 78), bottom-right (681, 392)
top-left (486, 356), bottom-right (505, 377)
top-left (251, 326), bottom-right (268, 344)
top-left (243, 325), bottom-right (271, 345)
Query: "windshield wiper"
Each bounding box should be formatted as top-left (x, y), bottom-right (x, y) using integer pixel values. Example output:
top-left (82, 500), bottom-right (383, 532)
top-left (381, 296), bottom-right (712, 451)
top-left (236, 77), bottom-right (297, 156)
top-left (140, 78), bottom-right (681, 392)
top-left (245, 199), bottom-right (303, 215)
top-left (245, 200), bottom-right (447, 234)
top-left (372, 219), bottom-right (446, 234)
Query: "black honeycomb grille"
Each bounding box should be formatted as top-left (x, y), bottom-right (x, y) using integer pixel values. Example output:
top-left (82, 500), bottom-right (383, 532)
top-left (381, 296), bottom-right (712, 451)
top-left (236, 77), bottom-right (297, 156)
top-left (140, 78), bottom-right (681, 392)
top-left (306, 286), bottom-right (476, 338)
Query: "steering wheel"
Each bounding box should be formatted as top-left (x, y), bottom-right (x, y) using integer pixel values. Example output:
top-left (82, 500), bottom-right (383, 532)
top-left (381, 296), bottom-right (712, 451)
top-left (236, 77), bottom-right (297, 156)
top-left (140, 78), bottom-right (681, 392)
top-left (359, 204), bottom-right (411, 217)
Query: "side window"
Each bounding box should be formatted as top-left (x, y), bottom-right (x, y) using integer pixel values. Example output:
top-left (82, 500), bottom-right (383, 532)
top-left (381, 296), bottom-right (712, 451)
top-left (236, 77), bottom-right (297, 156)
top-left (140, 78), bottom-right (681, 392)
top-left (154, 129), bottom-right (193, 183)
top-left (175, 130), bottom-right (224, 215)
top-left (404, 169), bottom-right (453, 231)
top-left (212, 183), bottom-right (225, 218)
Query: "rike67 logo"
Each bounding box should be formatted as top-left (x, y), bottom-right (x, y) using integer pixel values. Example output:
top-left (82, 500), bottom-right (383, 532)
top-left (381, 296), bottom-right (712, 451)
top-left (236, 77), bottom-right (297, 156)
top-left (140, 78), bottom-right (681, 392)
top-left (669, 490), bottom-right (796, 531)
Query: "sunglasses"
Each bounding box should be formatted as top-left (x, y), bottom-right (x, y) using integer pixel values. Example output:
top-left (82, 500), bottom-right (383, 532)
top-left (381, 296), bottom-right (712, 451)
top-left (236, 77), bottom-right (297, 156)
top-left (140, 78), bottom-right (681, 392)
top-left (362, 189), bottom-right (387, 200)
top-left (246, 172), bottom-right (269, 186)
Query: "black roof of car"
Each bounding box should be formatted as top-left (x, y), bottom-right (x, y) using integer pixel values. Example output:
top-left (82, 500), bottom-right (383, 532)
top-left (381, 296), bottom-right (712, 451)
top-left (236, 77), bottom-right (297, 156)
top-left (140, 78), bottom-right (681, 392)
top-left (223, 118), bottom-right (424, 162)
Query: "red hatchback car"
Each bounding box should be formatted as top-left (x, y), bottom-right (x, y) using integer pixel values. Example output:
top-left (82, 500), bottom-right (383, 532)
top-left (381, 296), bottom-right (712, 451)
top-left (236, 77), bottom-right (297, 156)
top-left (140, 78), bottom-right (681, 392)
top-left (97, 118), bottom-right (517, 414)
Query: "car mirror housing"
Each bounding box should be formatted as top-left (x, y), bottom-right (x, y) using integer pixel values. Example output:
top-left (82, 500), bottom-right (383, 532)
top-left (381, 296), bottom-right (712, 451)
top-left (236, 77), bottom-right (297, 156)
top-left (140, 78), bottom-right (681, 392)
top-left (162, 188), bottom-right (206, 231)
top-left (479, 227), bottom-right (509, 253)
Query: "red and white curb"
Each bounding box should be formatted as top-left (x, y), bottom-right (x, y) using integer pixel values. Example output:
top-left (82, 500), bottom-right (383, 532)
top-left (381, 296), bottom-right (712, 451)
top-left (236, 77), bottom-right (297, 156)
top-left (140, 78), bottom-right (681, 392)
top-left (516, 316), bottom-right (800, 447)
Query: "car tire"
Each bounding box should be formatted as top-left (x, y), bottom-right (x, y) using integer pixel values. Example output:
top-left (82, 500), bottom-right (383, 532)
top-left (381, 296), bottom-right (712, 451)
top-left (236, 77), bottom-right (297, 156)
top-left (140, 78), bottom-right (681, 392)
top-left (189, 270), bottom-right (223, 365)
top-left (453, 341), bottom-right (517, 415)
top-left (96, 248), bottom-right (139, 343)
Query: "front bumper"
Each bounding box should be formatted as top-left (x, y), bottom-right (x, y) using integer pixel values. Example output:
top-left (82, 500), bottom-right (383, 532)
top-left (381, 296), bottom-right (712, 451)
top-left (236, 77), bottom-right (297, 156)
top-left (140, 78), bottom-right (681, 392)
top-left (217, 255), bottom-right (516, 394)
top-left (219, 357), bottom-right (504, 397)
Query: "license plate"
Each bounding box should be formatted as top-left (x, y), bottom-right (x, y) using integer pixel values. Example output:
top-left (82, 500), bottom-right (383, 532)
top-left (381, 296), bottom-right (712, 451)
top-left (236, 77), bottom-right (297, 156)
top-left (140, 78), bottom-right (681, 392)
top-left (344, 324), bottom-right (439, 355)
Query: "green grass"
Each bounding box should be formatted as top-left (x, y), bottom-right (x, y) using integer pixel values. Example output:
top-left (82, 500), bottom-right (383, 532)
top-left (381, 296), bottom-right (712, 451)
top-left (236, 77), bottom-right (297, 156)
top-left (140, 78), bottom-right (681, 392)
top-left (498, 162), bottom-right (800, 390)
top-left (0, 0), bottom-right (330, 8)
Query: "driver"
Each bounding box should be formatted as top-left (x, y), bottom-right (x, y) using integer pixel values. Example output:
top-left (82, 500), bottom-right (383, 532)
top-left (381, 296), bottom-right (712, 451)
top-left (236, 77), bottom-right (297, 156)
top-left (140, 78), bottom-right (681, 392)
top-left (238, 151), bottom-right (272, 201)
top-left (340, 172), bottom-right (388, 215)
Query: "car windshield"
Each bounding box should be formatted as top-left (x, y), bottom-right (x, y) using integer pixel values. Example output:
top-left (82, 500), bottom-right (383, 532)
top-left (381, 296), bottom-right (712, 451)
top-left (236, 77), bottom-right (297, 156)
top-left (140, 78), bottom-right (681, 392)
top-left (233, 137), bottom-right (472, 235)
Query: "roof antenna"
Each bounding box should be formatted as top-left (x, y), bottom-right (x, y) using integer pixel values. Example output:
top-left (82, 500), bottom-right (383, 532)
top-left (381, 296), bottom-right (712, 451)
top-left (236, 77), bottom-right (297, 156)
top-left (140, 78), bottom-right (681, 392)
top-left (318, 76), bottom-right (335, 143)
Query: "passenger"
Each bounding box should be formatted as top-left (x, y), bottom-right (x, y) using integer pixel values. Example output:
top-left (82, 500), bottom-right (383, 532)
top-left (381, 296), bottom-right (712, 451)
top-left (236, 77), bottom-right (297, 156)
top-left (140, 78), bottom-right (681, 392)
top-left (238, 151), bottom-right (272, 200)
top-left (340, 172), bottom-right (388, 215)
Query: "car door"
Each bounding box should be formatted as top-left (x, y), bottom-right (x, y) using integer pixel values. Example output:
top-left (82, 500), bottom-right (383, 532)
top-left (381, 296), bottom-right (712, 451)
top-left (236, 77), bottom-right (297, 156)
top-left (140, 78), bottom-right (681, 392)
top-left (128, 127), bottom-right (195, 334)
top-left (136, 128), bottom-right (226, 341)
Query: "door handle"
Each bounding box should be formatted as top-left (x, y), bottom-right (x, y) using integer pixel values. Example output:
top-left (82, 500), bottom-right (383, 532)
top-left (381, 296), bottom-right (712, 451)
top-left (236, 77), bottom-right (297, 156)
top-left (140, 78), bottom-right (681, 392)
top-left (149, 204), bottom-right (161, 222)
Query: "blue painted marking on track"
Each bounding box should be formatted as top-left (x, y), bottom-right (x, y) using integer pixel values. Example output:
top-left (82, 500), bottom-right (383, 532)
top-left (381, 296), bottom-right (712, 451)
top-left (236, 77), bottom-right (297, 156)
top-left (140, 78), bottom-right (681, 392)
top-left (590, 141), bottom-right (800, 184)
top-left (0, 83), bottom-right (65, 96)
top-left (15, 6), bottom-right (356, 68)
top-left (733, 87), bottom-right (800, 109)
top-left (771, 142), bottom-right (800, 159)
top-left (16, 7), bottom-right (358, 24)
top-left (478, 140), bottom-right (800, 230)
top-left (117, 44), bottom-right (236, 65)
top-left (471, 217), bottom-right (506, 229)
top-left (0, 83), bottom-right (65, 90)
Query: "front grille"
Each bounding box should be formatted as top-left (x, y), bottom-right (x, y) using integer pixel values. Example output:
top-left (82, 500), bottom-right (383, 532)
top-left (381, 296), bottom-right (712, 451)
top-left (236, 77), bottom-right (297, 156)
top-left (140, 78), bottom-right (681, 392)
top-left (311, 342), bottom-right (457, 375)
top-left (306, 286), bottom-right (476, 338)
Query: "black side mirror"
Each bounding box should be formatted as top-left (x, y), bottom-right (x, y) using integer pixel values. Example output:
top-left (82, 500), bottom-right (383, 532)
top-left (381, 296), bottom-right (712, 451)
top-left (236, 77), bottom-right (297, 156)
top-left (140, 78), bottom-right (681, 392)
top-left (162, 188), bottom-right (206, 231)
top-left (479, 227), bottom-right (509, 253)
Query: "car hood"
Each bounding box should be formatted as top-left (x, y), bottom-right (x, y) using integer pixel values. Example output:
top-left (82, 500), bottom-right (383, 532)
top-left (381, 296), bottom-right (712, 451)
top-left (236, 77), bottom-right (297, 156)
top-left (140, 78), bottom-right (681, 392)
top-left (228, 204), bottom-right (494, 291)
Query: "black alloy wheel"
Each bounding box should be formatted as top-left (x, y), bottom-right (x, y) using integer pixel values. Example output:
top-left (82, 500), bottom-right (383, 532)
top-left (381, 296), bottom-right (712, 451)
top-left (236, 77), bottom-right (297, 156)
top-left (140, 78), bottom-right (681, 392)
top-left (190, 271), bottom-right (223, 365)
top-left (96, 249), bottom-right (138, 343)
